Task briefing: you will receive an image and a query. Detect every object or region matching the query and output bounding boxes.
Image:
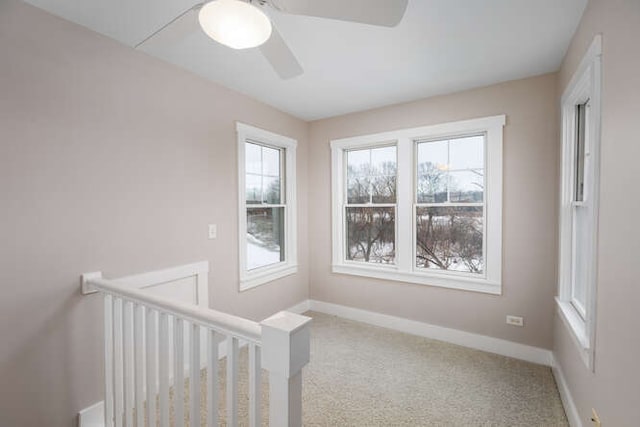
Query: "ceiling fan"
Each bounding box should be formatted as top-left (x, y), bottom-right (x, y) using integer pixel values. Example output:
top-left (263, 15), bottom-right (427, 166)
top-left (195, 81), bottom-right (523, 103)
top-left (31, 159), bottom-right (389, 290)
top-left (136, 0), bottom-right (409, 80)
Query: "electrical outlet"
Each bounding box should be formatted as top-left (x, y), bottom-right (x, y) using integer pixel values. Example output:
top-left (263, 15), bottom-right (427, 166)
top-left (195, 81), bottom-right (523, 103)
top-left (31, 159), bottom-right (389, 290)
top-left (506, 315), bottom-right (524, 327)
top-left (591, 408), bottom-right (601, 427)
top-left (208, 224), bottom-right (217, 239)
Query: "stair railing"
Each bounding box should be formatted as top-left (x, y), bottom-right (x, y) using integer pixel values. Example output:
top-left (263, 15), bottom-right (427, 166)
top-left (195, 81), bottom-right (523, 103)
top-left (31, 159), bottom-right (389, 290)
top-left (83, 275), bottom-right (311, 427)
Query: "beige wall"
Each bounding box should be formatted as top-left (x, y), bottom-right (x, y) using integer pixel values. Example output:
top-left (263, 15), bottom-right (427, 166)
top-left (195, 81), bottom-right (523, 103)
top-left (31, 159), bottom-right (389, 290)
top-left (308, 73), bottom-right (559, 350)
top-left (0, 1), bottom-right (309, 426)
top-left (553, 0), bottom-right (640, 425)
top-left (5, 0), bottom-right (637, 424)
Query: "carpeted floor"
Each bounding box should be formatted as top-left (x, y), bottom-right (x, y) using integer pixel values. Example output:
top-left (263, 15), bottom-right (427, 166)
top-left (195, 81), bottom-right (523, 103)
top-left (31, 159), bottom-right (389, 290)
top-left (169, 311), bottom-right (568, 426)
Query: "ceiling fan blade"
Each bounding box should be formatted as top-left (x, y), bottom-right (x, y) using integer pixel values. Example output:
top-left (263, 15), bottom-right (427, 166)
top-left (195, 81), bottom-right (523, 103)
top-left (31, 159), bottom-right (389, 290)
top-left (259, 25), bottom-right (303, 79)
top-left (135, 4), bottom-right (202, 49)
top-left (271, 0), bottom-right (408, 27)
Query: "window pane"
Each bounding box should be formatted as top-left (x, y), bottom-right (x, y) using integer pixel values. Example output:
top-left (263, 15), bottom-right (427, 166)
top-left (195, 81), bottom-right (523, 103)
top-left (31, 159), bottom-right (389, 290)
top-left (246, 173), bottom-right (262, 204)
top-left (371, 146), bottom-right (396, 175)
top-left (246, 142), bottom-right (262, 174)
top-left (263, 176), bottom-right (281, 204)
top-left (347, 177), bottom-right (370, 204)
top-left (247, 207), bottom-right (284, 270)
top-left (371, 146), bottom-right (396, 203)
top-left (347, 149), bottom-right (370, 178)
top-left (416, 206), bottom-right (483, 273)
top-left (347, 146), bottom-right (396, 204)
top-left (263, 145), bottom-right (281, 177)
top-left (417, 139), bottom-right (448, 171)
top-left (417, 140), bottom-right (449, 203)
top-left (449, 170), bottom-right (484, 203)
top-left (246, 142), bottom-right (283, 205)
top-left (575, 103), bottom-right (587, 202)
top-left (372, 174), bottom-right (396, 203)
top-left (449, 135), bottom-right (484, 170)
top-left (572, 207), bottom-right (589, 313)
top-left (417, 165), bottom-right (448, 203)
top-left (346, 207), bottom-right (395, 264)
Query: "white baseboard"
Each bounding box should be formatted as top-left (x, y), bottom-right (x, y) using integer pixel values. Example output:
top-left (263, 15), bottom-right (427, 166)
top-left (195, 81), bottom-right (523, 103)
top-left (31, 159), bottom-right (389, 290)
top-left (78, 401), bottom-right (104, 427)
top-left (294, 299), bottom-right (552, 367)
top-left (551, 353), bottom-right (583, 427)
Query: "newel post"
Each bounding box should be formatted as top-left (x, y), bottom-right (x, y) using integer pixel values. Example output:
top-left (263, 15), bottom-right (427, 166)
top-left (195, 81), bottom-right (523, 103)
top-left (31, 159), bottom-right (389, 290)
top-left (260, 311), bottom-right (312, 427)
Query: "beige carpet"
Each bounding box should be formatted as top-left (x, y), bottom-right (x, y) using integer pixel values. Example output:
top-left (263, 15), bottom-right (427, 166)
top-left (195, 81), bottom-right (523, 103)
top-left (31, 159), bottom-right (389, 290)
top-left (165, 311), bottom-right (568, 426)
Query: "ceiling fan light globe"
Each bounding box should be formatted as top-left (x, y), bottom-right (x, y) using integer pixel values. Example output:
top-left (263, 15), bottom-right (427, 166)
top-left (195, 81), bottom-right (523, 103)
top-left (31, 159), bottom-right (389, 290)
top-left (198, 0), bottom-right (272, 50)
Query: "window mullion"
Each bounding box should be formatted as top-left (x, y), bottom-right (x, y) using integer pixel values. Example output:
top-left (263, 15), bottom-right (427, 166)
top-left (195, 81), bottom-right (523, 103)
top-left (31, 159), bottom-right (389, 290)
top-left (396, 137), bottom-right (413, 272)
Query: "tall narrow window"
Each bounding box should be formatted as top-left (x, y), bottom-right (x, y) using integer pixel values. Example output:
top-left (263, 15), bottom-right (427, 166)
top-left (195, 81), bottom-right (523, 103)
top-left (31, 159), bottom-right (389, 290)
top-left (344, 145), bottom-right (397, 264)
top-left (245, 142), bottom-right (285, 270)
top-left (415, 135), bottom-right (485, 274)
top-left (570, 101), bottom-right (590, 318)
top-left (238, 123), bottom-right (297, 291)
top-left (557, 34), bottom-right (601, 370)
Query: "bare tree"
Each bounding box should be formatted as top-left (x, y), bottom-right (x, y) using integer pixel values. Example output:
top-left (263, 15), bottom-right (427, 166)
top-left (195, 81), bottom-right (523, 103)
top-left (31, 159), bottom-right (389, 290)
top-left (346, 161), bottom-right (396, 263)
top-left (416, 162), bottom-right (484, 273)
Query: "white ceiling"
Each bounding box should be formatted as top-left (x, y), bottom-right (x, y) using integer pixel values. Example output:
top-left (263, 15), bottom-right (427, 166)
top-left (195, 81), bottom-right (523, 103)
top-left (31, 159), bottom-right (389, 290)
top-left (24, 0), bottom-right (587, 120)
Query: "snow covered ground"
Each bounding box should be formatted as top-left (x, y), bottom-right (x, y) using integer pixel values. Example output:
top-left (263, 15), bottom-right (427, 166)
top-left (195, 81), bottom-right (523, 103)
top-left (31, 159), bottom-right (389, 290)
top-left (247, 234), bottom-right (281, 270)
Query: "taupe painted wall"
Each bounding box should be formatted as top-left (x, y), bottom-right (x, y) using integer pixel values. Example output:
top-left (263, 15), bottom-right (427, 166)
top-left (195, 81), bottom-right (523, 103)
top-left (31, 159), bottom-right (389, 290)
top-left (0, 1), bottom-right (309, 426)
top-left (308, 73), bottom-right (559, 350)
top-left (7, 0), bottom-right (635, 425)
top-left (553, 0), bottom-right (640, 425)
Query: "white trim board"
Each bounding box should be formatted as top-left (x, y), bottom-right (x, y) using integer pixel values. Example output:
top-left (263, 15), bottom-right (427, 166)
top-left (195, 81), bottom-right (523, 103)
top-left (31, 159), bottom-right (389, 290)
top-left (287, 299), bottom-right (552, 366)
top-left (551, 353), bottom-right (583, 427)
top-left (78, 401), bottom-right (104, 427)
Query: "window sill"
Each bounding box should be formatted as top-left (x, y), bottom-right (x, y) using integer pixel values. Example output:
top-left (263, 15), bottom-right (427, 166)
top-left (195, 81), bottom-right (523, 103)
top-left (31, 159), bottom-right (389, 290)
top-left (332, 263), bottom-right (501, 295)
top-left (240, 264), bottom-right (297, 292)
top-left (555, 297), bottom-right (593, 368)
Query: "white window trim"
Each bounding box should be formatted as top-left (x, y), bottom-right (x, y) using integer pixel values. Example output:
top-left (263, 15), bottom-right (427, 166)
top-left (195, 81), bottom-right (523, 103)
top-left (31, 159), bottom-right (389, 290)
top-left (557, 34), bottom-right (602, 371)
top-left (237, 122), bottom-right (297, 291)
top-left (331, 115), bottom-right (505, 295)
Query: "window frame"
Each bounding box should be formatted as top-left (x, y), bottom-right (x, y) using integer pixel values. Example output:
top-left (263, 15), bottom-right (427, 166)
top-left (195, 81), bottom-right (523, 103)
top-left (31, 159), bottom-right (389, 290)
top-left (557, 34), bottom-right (602, 371)
top-left (237, 122), bottom-right (297, 291)
top-left (331, 115), bottom-right (505, 295)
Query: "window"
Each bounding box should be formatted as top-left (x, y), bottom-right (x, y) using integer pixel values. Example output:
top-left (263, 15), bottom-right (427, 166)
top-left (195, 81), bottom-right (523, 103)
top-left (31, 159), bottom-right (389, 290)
top-left (416, 135), bottom-right (485, 274)
top-left (345, 145), bottom-right (397, 264)
top-left (237, 123), bottom-right (297, 291)
top-left (331, 115), bottom-right (505, 294)
top-left (557, 35), bottom-right (601, 370)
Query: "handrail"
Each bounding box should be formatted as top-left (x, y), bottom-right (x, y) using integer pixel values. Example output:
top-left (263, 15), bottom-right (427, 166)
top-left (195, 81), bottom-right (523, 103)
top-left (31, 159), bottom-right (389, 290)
top-left (88, 277), bottom-right (262, 344)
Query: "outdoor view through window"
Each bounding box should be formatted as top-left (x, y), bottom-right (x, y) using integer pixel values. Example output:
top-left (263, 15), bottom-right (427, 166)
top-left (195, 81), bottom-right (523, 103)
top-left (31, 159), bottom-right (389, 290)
top-left (416, 135), bottom-right (485, 274)
top-left (245, 141), bottom-right (285, 270)
top-left (343, 135), bottom-right (485, 274)
top-left (346, 145), bottom-right (397, 263)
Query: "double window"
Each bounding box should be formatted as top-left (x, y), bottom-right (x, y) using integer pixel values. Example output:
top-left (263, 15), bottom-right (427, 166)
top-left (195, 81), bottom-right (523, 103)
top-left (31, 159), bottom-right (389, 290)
top-left (237, 123), bottom-right (297, 291)
top-left (331, 115), bottom-right (505, 294)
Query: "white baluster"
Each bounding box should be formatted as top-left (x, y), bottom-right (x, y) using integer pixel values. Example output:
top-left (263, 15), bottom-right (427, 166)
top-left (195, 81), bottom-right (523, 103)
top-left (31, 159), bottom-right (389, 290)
top-left (261, 312), bottom-right (312, 427)
top-left (249, 344), bottom-right (261, 427)
top-left (113, 297), bottom-right (124, 427)
top-left (104, 294), bottom-right (114, 427)
top-left (134, 304), bottom-right (144, 427)
top-left (158, 313), bottom-right (170, 427)
top-left (146, 309), bottom-right (157, 427)
top-left (206, 330), bottom-right (219, 427)
top-left (123, 301), bottom-right (134, 427)
top-left (190, 323), bottom-right (201, 427)
top-left (174, 318), bottom-right (185, 427)
top-left (226, 335), bottom-right (239, 427)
